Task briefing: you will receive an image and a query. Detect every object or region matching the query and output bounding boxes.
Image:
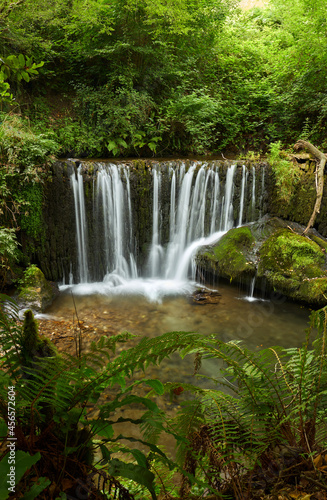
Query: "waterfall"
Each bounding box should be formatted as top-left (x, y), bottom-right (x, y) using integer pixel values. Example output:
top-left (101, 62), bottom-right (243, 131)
top-left (69, 161), bottom-right (264, 299)
top-left (221, 164), bottom-right (236, 231)
top-left (163, 164), bottom-right (196, 279)
top-left (238, 165), bottom-right (246, 227)
top-left (96, 164), bottom-right (137, 281)
top-left (71, 166), bottom-right (89, 283)
top-left (163, 163), bottom-right (227, 281)
top-left (148, 166), bottom-right (162, 277)
top-left (252, 166), bottom-right (256, 221)
top-left (210, 167), bottom-right (220, 234)
top-left (169, 167), bottom-right (176, 242)
top-left (260, 165), bottom-right (265, 218)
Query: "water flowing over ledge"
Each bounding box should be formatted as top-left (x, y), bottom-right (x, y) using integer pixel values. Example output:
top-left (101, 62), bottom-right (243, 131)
top-left (64, 160), bottom-right (266, 301)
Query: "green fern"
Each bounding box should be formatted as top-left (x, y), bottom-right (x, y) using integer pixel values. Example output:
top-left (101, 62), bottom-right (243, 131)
top-left (1, 293), bottom-right (327, 499)
top-left (0, 298), bottom-right (210, 499)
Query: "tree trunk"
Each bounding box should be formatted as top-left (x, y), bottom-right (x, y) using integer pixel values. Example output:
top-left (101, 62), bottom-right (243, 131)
top-left (294, 140), bottom-right (326, 235)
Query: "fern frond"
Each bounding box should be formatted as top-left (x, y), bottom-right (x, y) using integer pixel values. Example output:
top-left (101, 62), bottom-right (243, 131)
top-left (0, 294), bottom-right (23, 382)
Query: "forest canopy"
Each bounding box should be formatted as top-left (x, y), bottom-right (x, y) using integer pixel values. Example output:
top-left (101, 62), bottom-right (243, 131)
top-left (1, 0), bottom-right (327, 157)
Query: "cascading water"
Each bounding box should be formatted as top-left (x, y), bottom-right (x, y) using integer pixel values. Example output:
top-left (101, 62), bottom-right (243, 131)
top-left (148, 166), bottom-right (162, 278)
top-left (68, 161), bottom-right (264, 301)
top-left (95, 164), bottom-right (137, 282)
top-left (251, 166), bottom-right (256, 221)
top-left (238, 165), bottom-right (246, 227)
top-left (221, 164), bottom-right (236, 231)
top-left (71, 166), bottom-right (89, 283)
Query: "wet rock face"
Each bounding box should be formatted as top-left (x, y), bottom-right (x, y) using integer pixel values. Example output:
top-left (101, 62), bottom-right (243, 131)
top-left (196, 216), bottom-right (327, 307)
top-left (196, 226), bottom-right (256, 282)
top-left (31, 159), bottom-right (267, 283)
top-left (22, 160), bottom-right (77, 283)
top-left (267, 161), bottom-right (327, 238)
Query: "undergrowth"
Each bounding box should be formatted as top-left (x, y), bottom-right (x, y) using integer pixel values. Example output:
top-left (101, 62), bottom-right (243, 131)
top-left (0, 295), bottom-right (327, 499)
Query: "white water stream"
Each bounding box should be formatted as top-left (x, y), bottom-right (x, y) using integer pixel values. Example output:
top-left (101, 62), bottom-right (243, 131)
top-left (68, 162), bottom-right (258, 302)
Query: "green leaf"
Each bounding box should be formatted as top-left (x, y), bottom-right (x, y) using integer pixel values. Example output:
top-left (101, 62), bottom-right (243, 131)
top-left (107, 140), bottom-right (117, 151)
top-left (21, 71), bottom-right (30, 82)
top-left (18, 54), bottom-right (25, 67)
top-left (100, 443), bottom-right (111, 461)
top-left (117, 138), bottom-right (127, 148)
top-left (0, 451), bottom-right (41, 499)
top-left (129, 449), bottom-right (148, 468)
top-left (107, 459), bottom-right (157, 500)
top-left (22, 477), bottom-right (51, 499)
top-left (91, 420), bottom-right (114, 438)
top-left (144, 379), bottom-right (164, 395)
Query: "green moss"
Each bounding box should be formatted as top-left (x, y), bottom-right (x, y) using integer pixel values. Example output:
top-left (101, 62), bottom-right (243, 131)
top-left (258, 229), bottom-right (327, 305)
top-left (258, 229), bottom-right (325, 279)
top-left (201, 226), bottom-right (255, 280)
top-left (310, 235), bottom-right (327, 252)
top-left (18, 264), bottom-right (56, 311)
top-left (20, 183), bottom-right (45, 241)
top-left (21, 309), bottom-right (57, 366)
top-left (19, 264), bottom-right (46, 288)
top-left (300, 278), bottom-right (327, 304)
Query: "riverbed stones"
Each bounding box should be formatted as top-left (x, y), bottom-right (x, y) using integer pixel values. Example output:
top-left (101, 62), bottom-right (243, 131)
top-left (195, 216), bottom-right (327, 307)
top-left (190, 288), bottom-right (222, 305)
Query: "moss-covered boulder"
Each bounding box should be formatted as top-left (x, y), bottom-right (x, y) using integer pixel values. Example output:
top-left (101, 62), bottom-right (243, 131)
top-left (195, 216), bottom-right (327, 307)
top-left (196, 226), bottom-right (256, 282)
top-left (18, 264), bottom-right (59, 312)
top-left (257, 229), bottom-right (327, 306)
top-left (21, 309), bottom-right (57, 366)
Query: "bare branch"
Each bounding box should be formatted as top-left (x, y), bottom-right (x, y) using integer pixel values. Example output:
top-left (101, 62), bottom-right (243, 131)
top-left (294, 140), bottom-right (326, 235)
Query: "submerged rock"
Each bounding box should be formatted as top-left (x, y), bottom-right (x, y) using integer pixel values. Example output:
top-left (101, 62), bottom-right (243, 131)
top-left (18, 264), bottom-right (59, 313)
top-left (196, 216), bottom-right (327, 307)
top-left (190, 289), bottom-right (222, 305)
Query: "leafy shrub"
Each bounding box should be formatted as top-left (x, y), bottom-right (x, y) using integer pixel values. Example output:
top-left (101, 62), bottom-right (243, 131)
top-left (53, 117), bottom-right (104, 157)
top-left (163, 90), bottom-right (223, 154)
top-left (0, 113), bottom-right (59, 176)
top-left (74, 85), bottom-right (162, 156)
top-left (0, 113), bottom-right (58, 284)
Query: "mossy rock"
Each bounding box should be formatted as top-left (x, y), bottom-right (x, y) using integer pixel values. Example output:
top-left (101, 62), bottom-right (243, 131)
top-left (196, 226), bottom-right (256, 281)
top-left (18, 264), bottom-right (59, 312)
top-left (310, 234), bottom-right (327, 252)
top-left (21, 309), bottom-right (57, 366)
top-left (257, 229), bottom-right (327, 306)
top-left (195, 216), bottom-right (327, 307)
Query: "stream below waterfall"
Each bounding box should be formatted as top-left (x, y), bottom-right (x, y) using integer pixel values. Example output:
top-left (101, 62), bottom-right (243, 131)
top-left (44, 160), bottom-right (313, 386)
top-left (39, 279), bottom-right (312, 459)
top-left (45, 279), bottom-right (311, 385)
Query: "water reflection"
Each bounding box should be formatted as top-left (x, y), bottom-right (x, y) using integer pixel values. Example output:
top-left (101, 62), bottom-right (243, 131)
top-left (46, 281), bottom-right (311, 380)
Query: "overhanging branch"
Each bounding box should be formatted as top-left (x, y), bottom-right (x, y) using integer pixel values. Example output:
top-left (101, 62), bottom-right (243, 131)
top-left (294, 140), bottom-right (326, 235)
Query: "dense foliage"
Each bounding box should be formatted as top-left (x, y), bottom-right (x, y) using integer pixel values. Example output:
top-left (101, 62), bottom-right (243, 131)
top-left (1, 0), bottom-right (327, 159)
